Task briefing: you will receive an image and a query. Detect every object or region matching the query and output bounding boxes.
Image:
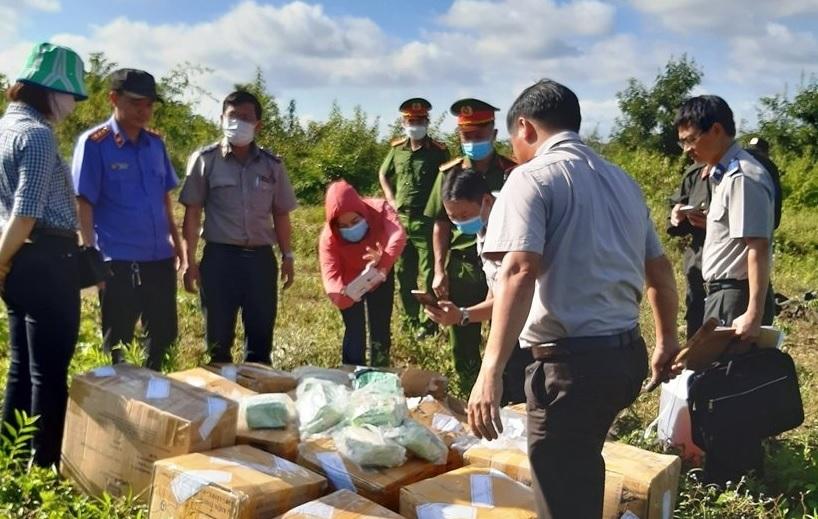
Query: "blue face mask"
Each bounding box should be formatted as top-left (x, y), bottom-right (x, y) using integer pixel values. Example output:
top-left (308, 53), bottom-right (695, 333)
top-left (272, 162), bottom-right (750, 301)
top-left (462, 140), bottom-right (493, 161)
top-left (452, 214), bottom-right (484, 235)
top-left (339, 219), bottom-right (369, 243)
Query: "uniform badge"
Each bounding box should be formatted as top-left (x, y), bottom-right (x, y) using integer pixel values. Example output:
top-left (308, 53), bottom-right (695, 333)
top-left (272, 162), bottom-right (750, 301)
top-left (111, 162), bottom-right (129, 171)
top-left (412, 102), bottom-right (422, 111)
top-left (711, 164), bottom-right (726, 184)
top-left (460, 105), bottom-right (473, 116)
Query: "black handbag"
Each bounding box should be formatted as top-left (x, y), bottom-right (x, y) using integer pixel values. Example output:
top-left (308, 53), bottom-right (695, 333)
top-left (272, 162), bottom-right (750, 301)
top-left (78, 246), bottom-right (110, 288)
top-left (687, 347), bottom-right (804, 451)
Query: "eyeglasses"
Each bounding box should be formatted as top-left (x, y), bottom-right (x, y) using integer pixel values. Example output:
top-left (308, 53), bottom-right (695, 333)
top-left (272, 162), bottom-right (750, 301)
top-left (677, 130), bottom-right (705, 150)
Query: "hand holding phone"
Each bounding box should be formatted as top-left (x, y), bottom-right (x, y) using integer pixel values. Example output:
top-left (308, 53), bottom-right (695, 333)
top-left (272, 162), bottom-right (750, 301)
top-left (411, 290), bottom-right (440, 309)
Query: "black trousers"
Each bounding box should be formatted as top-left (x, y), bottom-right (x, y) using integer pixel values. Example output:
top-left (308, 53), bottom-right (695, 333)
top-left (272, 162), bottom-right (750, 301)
top-left (502, 344), bottom-right (533, 406)
top-left (340, 270), bottom-right (395, 367)
top-left (701, 282), bottom-right (775, 485)
top-left (1, 236), bottom-right (80, 467)
top-left (199, 243), bottom-right (278, 365)
top-left (526, 337), bottom-right (647, 519)
top-left (100, 258), bottom-right (178, 370)
top-left (684, 265), bottom-right (707, 339)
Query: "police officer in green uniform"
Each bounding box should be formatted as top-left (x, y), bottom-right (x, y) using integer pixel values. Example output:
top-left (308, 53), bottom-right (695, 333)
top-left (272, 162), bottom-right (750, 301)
top-left (378, 98), bottom-right (449, 335)
top-left (424, 99), bottom-right (515, 391)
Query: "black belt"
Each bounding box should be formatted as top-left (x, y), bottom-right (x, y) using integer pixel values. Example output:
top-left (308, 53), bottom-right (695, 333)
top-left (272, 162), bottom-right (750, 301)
top-left (531, 326), bottom-right (641, 360)
top-left (207, 242), bottom-right (272, 253)
top-left (28, 227), bottom-right (77, 243)
top-left (705, 278), bottom-right (748, 295)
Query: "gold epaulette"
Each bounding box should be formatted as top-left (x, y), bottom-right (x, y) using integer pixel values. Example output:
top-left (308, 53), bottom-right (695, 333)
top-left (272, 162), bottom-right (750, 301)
top-left (439, 156), bottom-right (465, 173)
top-left (88, 126), bottom-right (110, 143)
top-left (144, 127), bottom-right (163, 138)
top-left (390, 136), bottom-right (408, 147)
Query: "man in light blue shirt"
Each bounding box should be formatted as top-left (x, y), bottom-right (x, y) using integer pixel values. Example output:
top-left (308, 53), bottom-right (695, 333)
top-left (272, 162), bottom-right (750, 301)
top-left (72, 68), bottom-right (182, 370)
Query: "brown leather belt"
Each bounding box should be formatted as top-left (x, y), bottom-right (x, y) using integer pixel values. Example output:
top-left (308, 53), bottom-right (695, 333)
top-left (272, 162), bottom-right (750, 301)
top-left (530, 326), bottom-right (641, 360)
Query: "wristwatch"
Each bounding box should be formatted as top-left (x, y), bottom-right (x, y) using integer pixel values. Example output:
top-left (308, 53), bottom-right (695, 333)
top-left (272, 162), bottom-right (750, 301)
top-left (282, 251), bottom-right (295, 261)
top-left (458, 307), bottom-right (471, 326)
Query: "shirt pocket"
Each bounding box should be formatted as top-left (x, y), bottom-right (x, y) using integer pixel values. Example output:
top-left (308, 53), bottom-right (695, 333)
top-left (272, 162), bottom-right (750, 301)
top-left (250, 170), bottom-right (275, 215)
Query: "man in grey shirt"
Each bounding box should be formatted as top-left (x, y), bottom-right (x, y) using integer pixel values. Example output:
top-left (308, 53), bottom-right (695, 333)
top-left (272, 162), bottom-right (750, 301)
top-left (180, 91), bottom-right (297, 365)
top-left (468, 79), bottom-right (680, 518)
top-left (675, 95), bottom-right (775, 484)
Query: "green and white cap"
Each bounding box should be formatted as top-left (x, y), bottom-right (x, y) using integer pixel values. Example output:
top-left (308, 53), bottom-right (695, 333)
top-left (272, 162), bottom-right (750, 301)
top-left (16, 42), bottom-right (88, 100)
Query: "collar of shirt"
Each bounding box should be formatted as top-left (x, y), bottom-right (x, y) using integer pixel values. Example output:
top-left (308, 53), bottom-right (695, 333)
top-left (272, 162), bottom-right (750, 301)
top-left (710, 141), bottom-right (741, 184)
top-left (109, 116), bottom-right (149, 149)
top-left (6, 102), bottom-right (51, 126)
top-left (534, 130), bottom-right (582, 157)
top-left (220, 138), bottom-right (261, 161)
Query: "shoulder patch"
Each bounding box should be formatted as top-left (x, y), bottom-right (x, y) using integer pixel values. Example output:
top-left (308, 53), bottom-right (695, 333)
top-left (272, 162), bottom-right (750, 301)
top-left (726, 158), bottom-right (742, 177)
top-left (430, 139), bottom-right (448, 150)
top-left (259, 148), bottom-right (282, 163)
top-left (439, 156), bottom-right (465, 173)
top-left (88, 126), bottom-right (111, 143)
top-left (391, 136), bottom-right (408, 147)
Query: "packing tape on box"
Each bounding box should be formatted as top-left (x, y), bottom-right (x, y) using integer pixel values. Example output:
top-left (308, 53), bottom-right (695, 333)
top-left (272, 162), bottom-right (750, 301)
top-left (208, 453), bottom-right (312, 480)
top-left (470, 474), bottom-right (494, 508)
top-left (663, 489), bottom-right (672, 519)
top-left (621, 512), bottom-right (640, 519)
top-left (416, 503), bottom-right (477, 519)
top-left (199, 397), bottom-right (228, 440)
top-left (183, 376), bottom-right (206, 388)
top-left (221, 365), bottom-right (238, 382)
top-left (316, 452), bottom-right (356, 491)
top-left (432, 413), bottom-right (463, 433)
top-left (146, 377), bottom-right (171, 399)
top-left (92, 366), bottom-right (116, 377)
top-left (170, 469), bottom-right (232, 503)
top-left (284, 500), bottom-right (336, 518)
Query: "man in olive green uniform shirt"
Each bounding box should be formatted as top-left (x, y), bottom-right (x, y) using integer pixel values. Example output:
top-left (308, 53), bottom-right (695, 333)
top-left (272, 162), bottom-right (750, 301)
top-left (378, 98), bottom-right (450, 334)
top-left (424, 99), bottom-right (516, 391)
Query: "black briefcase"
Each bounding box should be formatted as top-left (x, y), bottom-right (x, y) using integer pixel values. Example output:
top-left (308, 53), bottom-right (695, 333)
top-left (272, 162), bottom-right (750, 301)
top-left (687, 347), bottom-right (804, 451)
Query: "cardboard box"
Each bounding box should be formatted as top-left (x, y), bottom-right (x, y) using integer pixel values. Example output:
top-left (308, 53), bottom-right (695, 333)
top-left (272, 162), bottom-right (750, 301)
top-left (399, 367), bottom-right (448, 399)
top-left (296, 438), bottom-right (449, 511)
top-left (168, 367), bottom-right (257, 401)
top-left (461, 445), bottom-right (625, 519)
top-left (602, 442), bottom-right (682, 519)
top-left (235, 423), bottom-right (300, 461)
top-left (279, 489), bottom-right (404, 518)
top-left (399, 466), bottom-right (537, 518)
top-left (206, 363), bottom-right (298, 393)
top-left (150, 444), bottom-right (327, 518)
top-left (409, 396), bottom-right (473, 469)
top-left (61, 365), bottom-right (238, 501)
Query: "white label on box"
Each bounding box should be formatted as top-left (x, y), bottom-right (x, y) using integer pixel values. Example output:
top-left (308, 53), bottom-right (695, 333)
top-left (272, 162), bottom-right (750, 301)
top-left (285, 500), bottom-right (336, 519)
top-left (417, 503), bottom-right (477, 519)
top-left (662, 489), bottom-right (672, 519)
top-left (184, 376), bottom-right (206, 388)
top-left (432, 413), bottom-right (463, 433)
top-left (208, 456), bottom-right (240, 467)
top-left (620, 511), bottom-right (641, 519)
top-left (92, 366), bottom-right (116, 377)
top-left (275, 455), bottom-right (311, 478)
top-left (145, 377), bottom-right (171, 399)
top-left (470, 474), bottom-right (494, 508)
top-left (199, 397), bottom-right (228, 440)
top-left (316, 452), bottom-right (356, 491)
top-left (170, 469), bottom-right (232, 503)
top-left (221, 365), bottom-right (238, 381)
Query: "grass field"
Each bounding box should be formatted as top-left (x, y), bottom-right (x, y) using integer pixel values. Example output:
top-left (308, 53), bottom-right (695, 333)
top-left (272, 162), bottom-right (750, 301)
top-left (0, 201), bottom-right (816, 518)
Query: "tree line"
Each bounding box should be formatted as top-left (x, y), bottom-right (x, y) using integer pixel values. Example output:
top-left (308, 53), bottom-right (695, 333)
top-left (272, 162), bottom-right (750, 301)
top-left (1, 53), bottom-right (816, 207)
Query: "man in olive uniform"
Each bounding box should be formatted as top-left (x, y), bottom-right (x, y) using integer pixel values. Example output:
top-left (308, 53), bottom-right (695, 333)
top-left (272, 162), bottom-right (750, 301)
top-left (424, 99), bottom-right (516, 392)
top-left (378, 98), bottom-right (450, 335)
top-left (668, 162), bottom-right (711, 339)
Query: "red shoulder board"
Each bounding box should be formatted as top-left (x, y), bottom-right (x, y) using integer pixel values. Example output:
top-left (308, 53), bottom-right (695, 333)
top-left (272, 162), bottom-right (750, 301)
top-left (88, 126), bottom-right (111, 143)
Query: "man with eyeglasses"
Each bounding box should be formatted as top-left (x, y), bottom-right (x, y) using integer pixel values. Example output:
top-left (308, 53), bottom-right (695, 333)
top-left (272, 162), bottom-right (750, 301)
top-left (179, 90), bottom-right (297, 364)
top-left (674, 95), bottom-right (776, 484)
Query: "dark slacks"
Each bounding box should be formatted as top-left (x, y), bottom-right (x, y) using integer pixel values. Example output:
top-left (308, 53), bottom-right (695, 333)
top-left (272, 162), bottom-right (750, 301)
top-left (1, 236), bottom-right (80, 467)
top-left (100, 258), bottom-right (178, 370)
top-left (700, 281), bottom-right (775, 485)
top-left (199, 243), bottom-right (278, 364)
top-left (526, 337), bottom-right (647, 519)
top-left (684, 265), bottom-right (707, 339)
top-left (502, 344), bottom-right (533, 406)
top-left (340, 270), bottom-right (395, 367)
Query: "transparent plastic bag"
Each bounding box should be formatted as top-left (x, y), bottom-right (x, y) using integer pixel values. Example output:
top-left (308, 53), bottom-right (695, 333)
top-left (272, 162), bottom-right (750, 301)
top-left (296, 378), bottom-right (350, 436)
top-left (292, 366), bottom-right (352, 387)
top-left (387, 419), bottom-right (448, 464)
top-left (241, 393), bottom-right (295, 429)
top-left (347, 384), bottom-right (407, 428)
top-left (334, 425), bottom-right (406, 468)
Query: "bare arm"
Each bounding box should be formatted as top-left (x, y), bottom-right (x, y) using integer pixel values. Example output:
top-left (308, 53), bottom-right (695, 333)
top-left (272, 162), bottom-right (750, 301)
top-left (468, 251), bottom-right (539, 439)
top-left (164, 192), bottom-right (185, 271)
top-left (733, 238), bottom-right (770, 340)
top-left (0, 215), bottom-right (37, 286)
top-left (378, 172), bottom-right (396, 209)
top-left (644, 254), bottom-right (681, 389)
top-left (77, 197), bottom-right (96, 247)
top-left (181, 204), bottom-right (202, 293)
top-left (273, 211), bottom-right (295, 289)
top-left (431, 218), bottom-right (452, 298)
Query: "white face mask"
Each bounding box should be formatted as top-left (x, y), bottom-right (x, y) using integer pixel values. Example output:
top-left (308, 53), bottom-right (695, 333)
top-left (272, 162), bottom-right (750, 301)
top-left (404, 124), bottom-right (427, 141)
top-left (47, 92), bottom-right (76, 123)
top-left (222, 117), bottom-right (256, 146)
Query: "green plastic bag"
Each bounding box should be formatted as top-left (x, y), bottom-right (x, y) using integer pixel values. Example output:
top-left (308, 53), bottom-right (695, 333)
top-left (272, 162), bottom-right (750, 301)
top-left (334, 425), bottom-right (406, 468)
top-left (241, 393), bottom-right (294, 430)
top-left (388, 419), bottom-right (448, 464)
top-left (347, 385), bottom-right (407, 428)
top-left (352, 370), bottom-right (402, 394)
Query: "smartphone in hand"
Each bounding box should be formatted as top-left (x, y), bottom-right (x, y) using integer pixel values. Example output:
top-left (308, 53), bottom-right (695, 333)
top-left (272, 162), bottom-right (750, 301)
top-left (411, 290), bottom-right (440, 309)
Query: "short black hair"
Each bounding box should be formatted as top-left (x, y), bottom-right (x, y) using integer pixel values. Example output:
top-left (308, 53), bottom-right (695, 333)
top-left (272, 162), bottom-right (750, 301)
top-left (506, 79), bottom-right (581, 133)
top-left (7, 81), bottom-right (53, 118)
top-left (674, 95), bottom-right (735, 137)
top-left (441, 167), bottom-right (490, 204)
top-left (223, 90), bottom-right (262, 120)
